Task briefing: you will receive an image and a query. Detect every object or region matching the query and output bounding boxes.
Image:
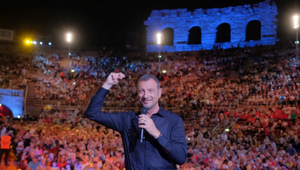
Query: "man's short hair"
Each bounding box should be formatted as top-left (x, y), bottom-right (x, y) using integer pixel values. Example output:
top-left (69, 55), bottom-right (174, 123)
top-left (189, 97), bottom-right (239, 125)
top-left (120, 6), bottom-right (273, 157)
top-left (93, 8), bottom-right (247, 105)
top-left (138, 74), bottom-right (160, 90)
top-left (103, 163), bottom-right (113, 169)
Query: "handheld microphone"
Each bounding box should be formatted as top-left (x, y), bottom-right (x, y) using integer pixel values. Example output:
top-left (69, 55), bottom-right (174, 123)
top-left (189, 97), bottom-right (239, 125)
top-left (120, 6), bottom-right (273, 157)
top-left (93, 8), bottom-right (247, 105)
top-left (140, 107), bottom-right (147, 143)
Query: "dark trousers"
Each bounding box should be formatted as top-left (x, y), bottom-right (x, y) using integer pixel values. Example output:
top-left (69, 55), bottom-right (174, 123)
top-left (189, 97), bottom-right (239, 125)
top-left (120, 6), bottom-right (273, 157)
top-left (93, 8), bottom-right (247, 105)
top-left (0, 148), bottom-right (10, 165)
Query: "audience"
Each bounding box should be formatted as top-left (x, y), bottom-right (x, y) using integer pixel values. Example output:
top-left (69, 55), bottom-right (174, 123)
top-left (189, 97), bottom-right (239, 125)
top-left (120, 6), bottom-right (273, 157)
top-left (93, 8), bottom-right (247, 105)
top-left (1, 42), bottom-right (300, 169)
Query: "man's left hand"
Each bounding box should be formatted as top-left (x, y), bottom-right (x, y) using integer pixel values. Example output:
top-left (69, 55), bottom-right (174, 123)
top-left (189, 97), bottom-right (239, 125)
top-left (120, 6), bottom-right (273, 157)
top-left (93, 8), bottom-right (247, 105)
top-left (138, 114), bottom-right (160, 139)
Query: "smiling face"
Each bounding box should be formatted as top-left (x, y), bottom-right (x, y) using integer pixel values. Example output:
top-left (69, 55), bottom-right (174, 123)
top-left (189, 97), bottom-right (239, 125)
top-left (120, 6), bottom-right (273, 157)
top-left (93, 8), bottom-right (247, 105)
top-left (52, 161), bottom-right (57, 167)
top-left (138, 78), bottom-right (162, 110)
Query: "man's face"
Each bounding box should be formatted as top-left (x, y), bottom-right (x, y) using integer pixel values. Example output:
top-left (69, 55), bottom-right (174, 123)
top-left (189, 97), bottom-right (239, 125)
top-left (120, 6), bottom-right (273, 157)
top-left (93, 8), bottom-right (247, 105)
top-left (33, 158), bottom-right (38, 164)
top-left (93, 162), bottom-right (98, 168)
top-left (115, 151), bottom-right (122, 157)
top-left (103, 164), bottom-right (110, 170)
top-left (138, 79), bottom-right (162, 109)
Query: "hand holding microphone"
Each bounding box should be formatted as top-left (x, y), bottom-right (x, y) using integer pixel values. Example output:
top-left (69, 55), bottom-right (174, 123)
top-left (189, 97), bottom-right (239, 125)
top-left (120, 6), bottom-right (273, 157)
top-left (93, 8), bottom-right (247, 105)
top-left (138, 108), bottom-right (161, 143)
top-left (139, 107), bottom-right (147, 143)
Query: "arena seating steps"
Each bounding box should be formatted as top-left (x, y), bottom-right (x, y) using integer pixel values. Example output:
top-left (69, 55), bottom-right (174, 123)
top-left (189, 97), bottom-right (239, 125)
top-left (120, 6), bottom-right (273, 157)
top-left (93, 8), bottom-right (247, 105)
top-left (25, 82), bottom-right (100, 117)
top-left (25, 82), bottom-right (40, 117)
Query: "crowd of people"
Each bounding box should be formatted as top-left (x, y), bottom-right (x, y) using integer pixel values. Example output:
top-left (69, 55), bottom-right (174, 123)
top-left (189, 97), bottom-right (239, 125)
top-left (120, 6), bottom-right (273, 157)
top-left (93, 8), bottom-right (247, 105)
top-left (1, 41), bottom-right (300, 169)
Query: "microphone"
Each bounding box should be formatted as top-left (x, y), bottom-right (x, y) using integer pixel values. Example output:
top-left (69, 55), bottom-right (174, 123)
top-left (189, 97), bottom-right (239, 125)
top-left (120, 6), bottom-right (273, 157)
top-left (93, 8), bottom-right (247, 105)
top-left (140, 107), bottom-right (147, 143)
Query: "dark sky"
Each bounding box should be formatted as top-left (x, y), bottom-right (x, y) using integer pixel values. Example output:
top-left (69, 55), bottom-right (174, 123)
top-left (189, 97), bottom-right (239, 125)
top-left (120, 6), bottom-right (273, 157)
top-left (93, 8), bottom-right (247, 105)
top-left (0, 0), bottom-right (298, 48)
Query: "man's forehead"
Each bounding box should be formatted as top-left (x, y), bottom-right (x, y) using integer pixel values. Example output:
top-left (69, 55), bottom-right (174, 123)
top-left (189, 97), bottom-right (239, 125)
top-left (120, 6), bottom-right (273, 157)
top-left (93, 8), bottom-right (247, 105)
top-left (138, 81), bottom-right (158, 89)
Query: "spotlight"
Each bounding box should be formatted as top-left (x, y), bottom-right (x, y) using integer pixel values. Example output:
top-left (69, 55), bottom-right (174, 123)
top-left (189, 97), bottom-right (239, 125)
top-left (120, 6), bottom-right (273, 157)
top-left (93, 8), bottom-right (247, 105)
top-left (33, 41), bottom-right (37, 45)
top-left (293, 15), bottom-right (299, 28)
top-left (48, 42), bottom-right (52, 46)
top-left (40, 42), bottom-right (43, 45)
top-left (156, 33), bottom-right (161, 45)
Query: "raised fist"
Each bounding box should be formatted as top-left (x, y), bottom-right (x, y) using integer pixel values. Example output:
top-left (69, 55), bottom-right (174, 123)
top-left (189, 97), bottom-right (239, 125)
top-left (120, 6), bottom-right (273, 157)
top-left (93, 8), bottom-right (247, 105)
top-left (102, 72), bottom-right (125, 89)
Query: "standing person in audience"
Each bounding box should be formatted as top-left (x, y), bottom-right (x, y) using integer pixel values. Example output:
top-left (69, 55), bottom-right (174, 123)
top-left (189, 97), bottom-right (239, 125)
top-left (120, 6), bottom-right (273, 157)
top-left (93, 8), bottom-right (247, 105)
top-left (0, 130), bottom-right (12, 166)
top-left (85, 72), bottom-right (187, 170)
top-left (286, 144), bottom-right (297, 156)
top-left (27, 156), bottom-right (40, 170)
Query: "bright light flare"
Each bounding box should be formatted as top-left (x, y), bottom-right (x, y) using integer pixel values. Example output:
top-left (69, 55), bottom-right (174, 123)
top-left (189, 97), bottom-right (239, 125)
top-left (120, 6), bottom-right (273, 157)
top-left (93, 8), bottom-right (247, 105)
top-left (66, 33), bottom-right (72, 42)
top-left (156, 33), bottom-right (161, 45)
top-left (293, 15), bottom-right (299, 28)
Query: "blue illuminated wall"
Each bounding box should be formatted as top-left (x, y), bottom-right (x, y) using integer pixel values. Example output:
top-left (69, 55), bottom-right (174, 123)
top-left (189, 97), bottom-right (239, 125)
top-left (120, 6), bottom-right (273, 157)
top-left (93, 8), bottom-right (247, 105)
top-left (144, 0), bottom-right (278, 52)
top-left (0, 89), bottom-right (24, 117)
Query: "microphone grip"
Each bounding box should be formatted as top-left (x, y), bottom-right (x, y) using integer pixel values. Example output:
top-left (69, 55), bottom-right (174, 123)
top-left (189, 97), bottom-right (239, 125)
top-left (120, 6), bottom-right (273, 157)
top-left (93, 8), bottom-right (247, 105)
top-left (140, 129), bottom-right (144, 143)
top-left (140, 107), bottom-right (147, 143)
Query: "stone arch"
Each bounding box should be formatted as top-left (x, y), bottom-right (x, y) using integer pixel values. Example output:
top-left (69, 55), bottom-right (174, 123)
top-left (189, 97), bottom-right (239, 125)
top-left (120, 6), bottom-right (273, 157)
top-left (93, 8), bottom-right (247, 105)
top-left (188, 26), bottom-right (202, 44)
top-left (246, 20), bottom-right (261, 41)
top-left (216, 23), bottom-right (231, 43)
top-left (145, 1), bottom-right (278, 52)
top-left (161, 27), bottom-right (174, 46)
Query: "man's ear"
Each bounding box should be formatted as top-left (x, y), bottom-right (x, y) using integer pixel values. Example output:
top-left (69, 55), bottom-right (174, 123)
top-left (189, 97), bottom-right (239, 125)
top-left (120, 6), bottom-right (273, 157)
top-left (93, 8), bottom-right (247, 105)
top-left (159, 88), bottom-right (162, 97)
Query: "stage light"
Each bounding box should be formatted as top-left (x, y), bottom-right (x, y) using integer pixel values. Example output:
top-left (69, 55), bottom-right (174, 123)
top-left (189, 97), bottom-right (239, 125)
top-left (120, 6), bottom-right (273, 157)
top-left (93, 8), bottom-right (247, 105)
top-left (0, 104), bottom-right (1, 106)
top-left (67, 33), bottom-right (72, 42)
top-left (162, 70), bottom-right (166, 73)
top-left (48, 42), bottom-right (52, 45)
top-left (17, 114), bottom-right (20, 118)
top-left (293, 14), bottom-right (299, 58)
top-left (25, 40), bottom-right (30, 44)
top-left (156, 33), bottom-right (161, 45)
top-left (66, 32), bottom-right (72, 72)
top-left (157, 32), bottom-right (162, 71)
top-left (225, 129), bottom-right (230, 132)
top-left (71, 69), bottom-right (75, 72)
top-left (293, 15), bottom-right (299, 28)
top-left (33, 41), bottom-right (37, 45)
top-left (40, 42), bottom-right (43, 45)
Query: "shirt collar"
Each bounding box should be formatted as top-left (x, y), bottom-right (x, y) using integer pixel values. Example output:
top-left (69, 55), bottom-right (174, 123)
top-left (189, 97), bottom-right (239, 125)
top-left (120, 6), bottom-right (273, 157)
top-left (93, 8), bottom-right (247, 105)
top-left (137, 107), bottom-right (165, 117)
top-left (155, 107), bottom-right (165, 117)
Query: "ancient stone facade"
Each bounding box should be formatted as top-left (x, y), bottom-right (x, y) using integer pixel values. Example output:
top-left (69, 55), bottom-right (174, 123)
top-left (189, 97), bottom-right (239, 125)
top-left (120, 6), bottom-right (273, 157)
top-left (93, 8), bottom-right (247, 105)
top-left (0, 88), bottom-right (24, 117)
top-left (144, 0), bottom-right (278, 52)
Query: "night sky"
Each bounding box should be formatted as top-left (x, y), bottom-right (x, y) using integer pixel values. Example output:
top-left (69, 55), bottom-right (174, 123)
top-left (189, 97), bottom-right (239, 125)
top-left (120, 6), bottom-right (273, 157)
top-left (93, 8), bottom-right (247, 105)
top-left (0, 0), bottom-right (298, 48)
